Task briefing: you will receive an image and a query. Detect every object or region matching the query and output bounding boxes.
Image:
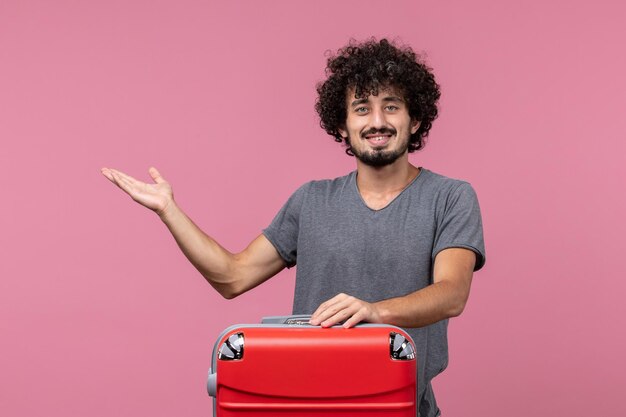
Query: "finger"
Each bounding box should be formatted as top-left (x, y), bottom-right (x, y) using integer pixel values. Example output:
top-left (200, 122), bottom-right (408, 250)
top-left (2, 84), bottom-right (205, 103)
top-left (148, 167), bottom-right (166, 184)
top-left (311, 293), bottom-right (347, 321)
top-left (310, 299), bottom-right (344, 325)
top-left (102, 168), bottom-right (125, 189)
top-left (110, 170), bottom-right (135, 194)
top-left (315, 298), bottom-right (357, 326)
top-left (108, 168), bottom-right (139, 185)
top-left (342, 310), bottom-right (366, 328)
top-left (101, 168), bottom-right (115, 182)
top-left (321, 306), bottom-right (358, 328)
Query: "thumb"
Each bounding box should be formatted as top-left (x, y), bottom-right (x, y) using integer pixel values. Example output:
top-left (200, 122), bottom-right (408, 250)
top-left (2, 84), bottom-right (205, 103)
top-left (148, 167), bottom-right (166, 184)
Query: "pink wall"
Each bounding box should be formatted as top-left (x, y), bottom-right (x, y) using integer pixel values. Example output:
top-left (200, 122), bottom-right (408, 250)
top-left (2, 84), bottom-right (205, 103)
top-left (1, 0), bottom-right (625, 415)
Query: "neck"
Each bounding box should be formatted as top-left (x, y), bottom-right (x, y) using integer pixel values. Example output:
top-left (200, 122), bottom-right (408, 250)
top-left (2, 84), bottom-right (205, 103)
top-left (355, 154), bottom-right (420, 196)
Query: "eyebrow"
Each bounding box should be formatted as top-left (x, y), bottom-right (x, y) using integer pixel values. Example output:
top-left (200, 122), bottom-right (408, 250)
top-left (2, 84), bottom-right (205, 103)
top-left (350, 95), bottom-right (405, 107)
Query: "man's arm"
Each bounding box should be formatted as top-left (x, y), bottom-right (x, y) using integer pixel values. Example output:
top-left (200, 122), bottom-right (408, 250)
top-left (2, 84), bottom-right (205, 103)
top-left (309, 247), bottom-right (476, 328)
top-left (101, 167), bottom-right (286, 299)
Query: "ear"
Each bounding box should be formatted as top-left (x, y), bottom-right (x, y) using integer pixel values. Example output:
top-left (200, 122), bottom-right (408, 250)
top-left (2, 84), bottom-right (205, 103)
top-left (410, 119), bottom-right (421, 135)
top-left (338, 126), bottom-right (348, 139)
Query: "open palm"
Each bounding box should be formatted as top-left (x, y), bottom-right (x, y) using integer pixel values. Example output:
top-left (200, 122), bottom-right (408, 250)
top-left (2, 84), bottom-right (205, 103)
top-left (101, 167), bottom-right (173, 215)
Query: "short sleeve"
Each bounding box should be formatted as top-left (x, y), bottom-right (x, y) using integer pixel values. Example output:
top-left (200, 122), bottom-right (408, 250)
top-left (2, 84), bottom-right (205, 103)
top-left (432, 182), bottom-right (486, 271)
top-left (262, 183), bottom-right (309, 268)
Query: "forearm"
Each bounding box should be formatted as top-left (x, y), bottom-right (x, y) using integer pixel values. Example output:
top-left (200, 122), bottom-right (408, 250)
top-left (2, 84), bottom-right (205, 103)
top-left (158, 201), bottom-right (239, 298)
top-left (374, 248), bottom-right (476, 328)
top-left (310, 248), bottom-right (475, 329)
top-left (374, 279), bottom-right (469, 328)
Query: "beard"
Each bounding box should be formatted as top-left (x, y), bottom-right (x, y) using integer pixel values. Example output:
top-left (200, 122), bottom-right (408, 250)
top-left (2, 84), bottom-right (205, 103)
top-left (348, 128), bottom-right (410, 167)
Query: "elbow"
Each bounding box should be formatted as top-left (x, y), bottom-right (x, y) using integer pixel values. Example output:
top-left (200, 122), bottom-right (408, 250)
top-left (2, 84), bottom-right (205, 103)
top-left (440, 278), bottom-right (471, 318)
top-left (220, 287), bottom-right (242, 300)
top-left (448, 297), bottom-right (468, 318)
top-left (216, 282), bottom-right (245, 300)
top-left (448, 303), bottom-right (465, 318)
top-left (203, 273), bottom-right (244, 300)
top-left (221, 292), bottom-right (237, 300)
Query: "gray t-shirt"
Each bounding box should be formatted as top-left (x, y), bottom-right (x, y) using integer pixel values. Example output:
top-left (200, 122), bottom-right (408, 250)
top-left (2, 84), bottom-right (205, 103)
top-left (263, 168), bottom-right (485, 417)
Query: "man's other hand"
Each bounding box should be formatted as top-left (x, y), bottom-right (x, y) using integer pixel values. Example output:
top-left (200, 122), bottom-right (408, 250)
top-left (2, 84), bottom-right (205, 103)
top-left (101, 167), bottom-right (174, 216)
top-left (310, 293), bottom-right (382, 328)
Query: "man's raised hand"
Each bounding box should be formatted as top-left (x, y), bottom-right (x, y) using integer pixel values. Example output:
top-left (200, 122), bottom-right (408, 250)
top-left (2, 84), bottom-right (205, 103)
top-left (101, 167), bottom-right (174, 216)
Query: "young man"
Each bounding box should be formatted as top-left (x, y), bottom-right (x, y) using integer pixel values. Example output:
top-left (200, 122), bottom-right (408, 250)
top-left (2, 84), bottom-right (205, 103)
top-left (102, 39), bottom-right (485, 417)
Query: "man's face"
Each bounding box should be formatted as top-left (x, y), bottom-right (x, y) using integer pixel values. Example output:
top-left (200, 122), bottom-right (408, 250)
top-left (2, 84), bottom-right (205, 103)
top-left (339, 87), bottom-right (420, 167)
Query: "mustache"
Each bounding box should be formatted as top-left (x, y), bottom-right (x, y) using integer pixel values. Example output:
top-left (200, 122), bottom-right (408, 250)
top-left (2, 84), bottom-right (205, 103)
top-left (361, 127), bottom-right (397, 138)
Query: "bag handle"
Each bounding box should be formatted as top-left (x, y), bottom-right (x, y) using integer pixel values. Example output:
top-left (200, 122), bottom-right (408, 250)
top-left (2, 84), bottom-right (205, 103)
top-left (260, 315), bottom-right (313, 325)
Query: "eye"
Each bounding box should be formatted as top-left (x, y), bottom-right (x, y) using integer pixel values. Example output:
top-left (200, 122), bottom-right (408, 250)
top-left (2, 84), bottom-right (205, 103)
top-left (385, 105), bottom-right (400, 111)
top-left (354, 106), bottom-right (369, 114)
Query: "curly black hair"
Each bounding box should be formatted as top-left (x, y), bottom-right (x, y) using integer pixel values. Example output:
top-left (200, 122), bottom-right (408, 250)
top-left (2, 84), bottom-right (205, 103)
top-left (315, 38), bottom-right (441, 154)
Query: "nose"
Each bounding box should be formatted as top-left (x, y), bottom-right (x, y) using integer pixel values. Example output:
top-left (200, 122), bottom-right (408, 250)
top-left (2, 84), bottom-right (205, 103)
top-left (370, 107), bottom-right (388, 128)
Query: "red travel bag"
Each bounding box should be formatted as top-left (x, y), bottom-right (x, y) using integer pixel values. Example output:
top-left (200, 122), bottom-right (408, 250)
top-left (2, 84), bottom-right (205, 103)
top-left (207, 315), bottom-right (417, 416)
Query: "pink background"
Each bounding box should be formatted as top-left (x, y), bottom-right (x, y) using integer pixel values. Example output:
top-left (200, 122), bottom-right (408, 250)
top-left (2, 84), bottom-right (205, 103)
top-left (1, 0), bottom-right (625, 415)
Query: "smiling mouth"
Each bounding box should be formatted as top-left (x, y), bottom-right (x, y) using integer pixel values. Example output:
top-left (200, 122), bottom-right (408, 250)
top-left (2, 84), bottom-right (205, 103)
top-left (364, 134), bottom-right (393, 147)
